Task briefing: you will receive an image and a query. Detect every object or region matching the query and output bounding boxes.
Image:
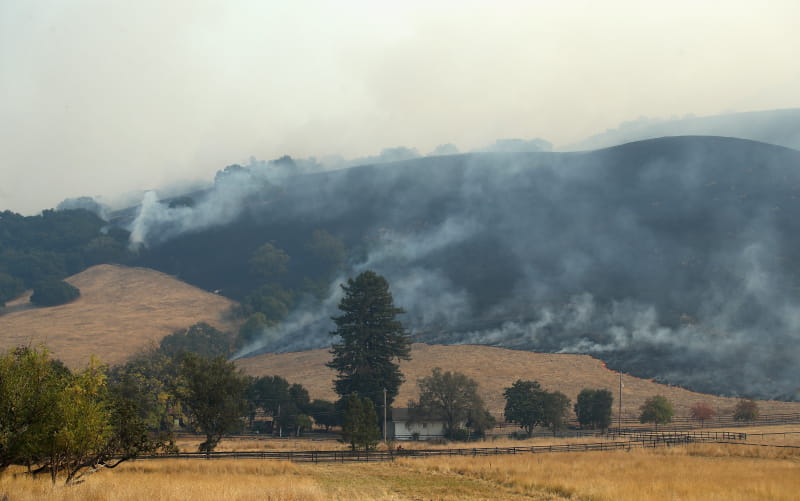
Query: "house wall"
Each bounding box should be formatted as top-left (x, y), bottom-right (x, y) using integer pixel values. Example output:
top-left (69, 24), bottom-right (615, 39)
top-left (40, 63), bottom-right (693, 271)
top-left (392, 420), bottom-right (447, 440)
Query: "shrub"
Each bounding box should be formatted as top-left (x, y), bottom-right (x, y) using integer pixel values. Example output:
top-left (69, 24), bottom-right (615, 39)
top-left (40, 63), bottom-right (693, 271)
top-left (30, 280), bottom-right (80, 306)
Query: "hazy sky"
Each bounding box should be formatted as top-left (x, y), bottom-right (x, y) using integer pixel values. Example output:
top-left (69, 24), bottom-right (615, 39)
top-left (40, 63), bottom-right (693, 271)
top-left (2, 0), bottom-right (799, 215)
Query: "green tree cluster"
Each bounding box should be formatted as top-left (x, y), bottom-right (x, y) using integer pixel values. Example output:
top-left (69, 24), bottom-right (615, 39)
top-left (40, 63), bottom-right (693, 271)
top-left (0, 209), bottom-right (131, 298)
top-left (574, 388), bottom-right (614, 431)
top-left (639, 395), bottom-right (674, 429)
top-left (410, 368), bottom-right (495, 439)
top-left (503, 380), bottom-right (571, 436)
top-left (30, 279), bottom-right (81, 306)
top-left (0, 347), bottom-right (160, 485)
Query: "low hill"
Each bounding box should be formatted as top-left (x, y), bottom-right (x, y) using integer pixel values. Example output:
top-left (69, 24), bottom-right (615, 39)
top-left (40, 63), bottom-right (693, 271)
top-left (0, 264), bottom-right (237, 368)
top-left (126, 136), bottom-right (800, 399)
top-left (235, 343), bottom-right (800, 418)
top-left (565, 108), bottom-right (800, 151)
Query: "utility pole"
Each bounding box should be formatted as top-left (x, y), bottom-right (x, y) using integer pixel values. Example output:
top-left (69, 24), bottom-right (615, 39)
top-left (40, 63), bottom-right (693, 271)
top-left (383, 388), bottom-right (388, 441)
top-left (618, 372), bottom-right (623, 434)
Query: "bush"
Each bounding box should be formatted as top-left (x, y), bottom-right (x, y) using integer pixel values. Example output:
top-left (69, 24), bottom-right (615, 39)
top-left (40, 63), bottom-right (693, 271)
top-left (30, 280), bottom-right (80, 306)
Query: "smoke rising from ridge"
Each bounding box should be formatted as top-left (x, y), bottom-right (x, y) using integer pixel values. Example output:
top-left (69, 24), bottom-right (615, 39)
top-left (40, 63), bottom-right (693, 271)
top-left (133, 136), bottom-right (800, 399)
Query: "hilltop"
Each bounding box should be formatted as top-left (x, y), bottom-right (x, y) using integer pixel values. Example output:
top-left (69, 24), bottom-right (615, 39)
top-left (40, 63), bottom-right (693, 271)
top-left (235, 343), bottom-right (800, 418)
top-left (0, 264), bottom-right (237, 368)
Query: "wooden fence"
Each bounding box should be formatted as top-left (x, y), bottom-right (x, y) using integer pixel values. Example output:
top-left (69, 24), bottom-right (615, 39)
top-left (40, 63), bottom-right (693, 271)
top-left (137, 431), bottom-right (746, 464)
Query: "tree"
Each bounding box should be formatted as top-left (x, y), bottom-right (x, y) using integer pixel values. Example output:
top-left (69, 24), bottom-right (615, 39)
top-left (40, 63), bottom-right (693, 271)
top-left (30, 279), bottom-right (80, 306)
top-left (0, 346), bottom-right (66, 472)
top-left (1, 347), bottom-right (163, 484)
top-left (0, 272), bottom-right (24, 307)
top-left (176, 354), bottom-right (249, 455)
top-left (307, 399), bottom-right (338, 431)
top-left (327, 271), bottom-right (411, 412)
top-left (689, 402), bottom-right (717, 427)
top-left (639, 395), bottom-right (674, 430)
top-left (733, 399), bottom-right (759, 422)
top-left (158, 322), bottom-right (234, 359)
top-left (341, 395), bottom-right (380, 451)
top-left (574, 388), bottom-right (614, 431)
top-left (503, 379), bottom-right (546, 436)
top-left (541, 391), bottom-right (571, 435)
top-left (249, 243), bottom-right (290, 282)
top-left (411, 368), bottom-right (491, 439)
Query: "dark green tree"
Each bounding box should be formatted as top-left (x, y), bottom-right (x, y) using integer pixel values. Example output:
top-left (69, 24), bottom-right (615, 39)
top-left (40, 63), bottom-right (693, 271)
top-left (0, 272), bottom-right (24, 307)
top-left (411, 367), bottom-right (491, 439)
top-left (541, 391), bottom-right (571, 435)
top-left (639, 395), bottom-right (674, 430)
top-left (341, 395), bottom-right (380, 451)
top-left (574, 388), bottom-right (614, 431)
top-left (249, 242), bottom-right (290, 282)
top-left (158, 322), bottom-right (234, 359)
top-left (176, 354), bottom-right (249, 455)
top-left (307, 399), bottom-right (338, 431)
top-left (503, 379), bottom-right (546, 436)
top-left (30, 279), bottom-right (80, 306)
top-left (327, 271), bottom-right (411, 412)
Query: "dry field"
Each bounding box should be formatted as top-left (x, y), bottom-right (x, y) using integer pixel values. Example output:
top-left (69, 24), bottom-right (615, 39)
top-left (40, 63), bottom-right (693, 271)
top-left (2, 440), bottom-right (799, 501)
top-left (236, 343), bottom-right (800, 418)
top-left (0, 264), bottom-right (237, 368)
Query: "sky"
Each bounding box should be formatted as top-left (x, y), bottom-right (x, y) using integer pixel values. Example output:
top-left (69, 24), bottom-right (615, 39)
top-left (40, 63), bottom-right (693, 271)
top-left (1, 0), bottom-right (799, 215)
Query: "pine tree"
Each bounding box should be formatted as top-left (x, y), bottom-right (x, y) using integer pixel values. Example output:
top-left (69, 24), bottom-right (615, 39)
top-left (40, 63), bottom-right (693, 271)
top-left (327, 271), bottom-right (411, 411)
top-left (341, 395), bottom-right (380, 451)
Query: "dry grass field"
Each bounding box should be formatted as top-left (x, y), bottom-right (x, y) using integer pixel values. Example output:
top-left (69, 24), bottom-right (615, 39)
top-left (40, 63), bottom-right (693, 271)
top-left (0, 264), bottom-right (237, 368)
top-left (236, 343), bottom-right (800, 418)
top-left (3, 439), bottom-right (799, 501)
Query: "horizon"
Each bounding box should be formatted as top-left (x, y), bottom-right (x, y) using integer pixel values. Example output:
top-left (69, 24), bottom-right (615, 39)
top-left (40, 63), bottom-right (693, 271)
top-left (2, 1), bottom-right (799, 214)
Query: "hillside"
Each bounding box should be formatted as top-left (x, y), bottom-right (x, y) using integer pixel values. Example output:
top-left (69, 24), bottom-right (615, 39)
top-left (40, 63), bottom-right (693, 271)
top-left (126, 136), bottom-right (800, 399)
top-left (0, 264), bottom-right (237, 368)
top-left (235, 343), bottom-right (800, 418)
top-left (565, 108), bottom-right (800, 151)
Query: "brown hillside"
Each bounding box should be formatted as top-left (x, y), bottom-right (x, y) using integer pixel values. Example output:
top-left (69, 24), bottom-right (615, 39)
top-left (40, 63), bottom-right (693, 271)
top-left (236, 343), bottom-right (800, 419)
top-left (0, 264), bottom-right (237, 368)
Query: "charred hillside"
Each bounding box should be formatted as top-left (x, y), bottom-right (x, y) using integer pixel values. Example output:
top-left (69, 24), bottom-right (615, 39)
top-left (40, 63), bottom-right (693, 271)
top-left (126, 136), bottom-right (800, 399)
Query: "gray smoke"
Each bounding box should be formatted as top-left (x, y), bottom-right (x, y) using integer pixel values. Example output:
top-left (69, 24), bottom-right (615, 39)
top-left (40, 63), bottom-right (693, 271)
top-left (133, 134), bottom-right (800, 399)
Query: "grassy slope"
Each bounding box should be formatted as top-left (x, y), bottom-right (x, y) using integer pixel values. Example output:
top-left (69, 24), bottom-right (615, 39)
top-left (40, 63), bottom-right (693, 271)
top-left (236, 343), bottom-right (800, 418)
top-left (1, 264), bottom-right (797, 417)
top-left (0, 264), bottom-right (237, 369)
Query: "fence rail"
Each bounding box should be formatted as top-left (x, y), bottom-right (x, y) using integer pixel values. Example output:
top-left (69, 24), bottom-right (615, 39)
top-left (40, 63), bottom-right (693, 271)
top-left (137, 431), bottom-right (746, 464)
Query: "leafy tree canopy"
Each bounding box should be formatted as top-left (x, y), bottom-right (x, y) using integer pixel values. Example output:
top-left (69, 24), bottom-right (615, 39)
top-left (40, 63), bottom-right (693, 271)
top-left (639, 395), bottom-right (674, 429)
top-left (30, 279), bottom-right (80, 306)
top-left (574, 388), bottom-right (614, 430)
top-left (176, 353), bottom-right (249, 455)
top-left (158, 322), bottom-right (235, 359)
top-left (733, 399), bottom-right (760, 422)
top-left (412, 367), bottom-right (491, 439)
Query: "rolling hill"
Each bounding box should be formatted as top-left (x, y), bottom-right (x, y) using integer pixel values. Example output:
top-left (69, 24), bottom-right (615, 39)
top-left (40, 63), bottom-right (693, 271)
top-left (0, 264), bottom-right (237, 368)
top-left (235, 343), bottom-right (800, 418)
top-left (124, 135), bottom-right (800, 399)
top-left (565, 108), bottom-right (800, 151)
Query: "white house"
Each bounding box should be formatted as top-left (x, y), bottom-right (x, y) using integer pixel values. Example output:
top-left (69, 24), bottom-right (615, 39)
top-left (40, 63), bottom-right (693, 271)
top-left (390, 407), bottom-right (448, 440)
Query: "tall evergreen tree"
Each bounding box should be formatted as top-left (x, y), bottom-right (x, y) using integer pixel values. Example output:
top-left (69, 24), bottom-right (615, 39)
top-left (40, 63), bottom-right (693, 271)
top-left (327, 271), bottom-right (411, 411)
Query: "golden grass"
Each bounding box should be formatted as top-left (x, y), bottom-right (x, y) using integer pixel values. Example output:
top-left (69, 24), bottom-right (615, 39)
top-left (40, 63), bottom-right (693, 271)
top-left (399, 444), bottom-right (800, 501)
top-left (0, 265), bottom-right (237, 369)
top-left (3, 444), bottom-right (799, 501)
top-left (235, 343), bottom-right (800, 418)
